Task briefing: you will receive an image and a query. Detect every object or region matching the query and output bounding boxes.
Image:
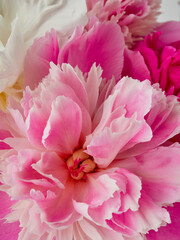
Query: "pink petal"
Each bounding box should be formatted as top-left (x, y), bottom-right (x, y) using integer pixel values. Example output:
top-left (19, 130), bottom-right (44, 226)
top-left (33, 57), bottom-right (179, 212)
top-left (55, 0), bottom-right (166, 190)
top-left (59, 21), bottom-right (125, 81)
top-left (113, 77), bottom-right (152, 120)
top-left (147, 202), bottom-right (180, 240)
top-left (122, 48), bottom-right (151, 82)
top-left (73, 173), bottom-right (119, 223)
top-left (51, 64), bottom-right (89, 110)
top-left (42, 96), bottom-right (82, 155)
top-left (117, 144), bottom-right (180, 205)
top-left (32, 151), bottom-right (69, 189)
top-left (156, 21), bottom-right (180, 49)
top-left (108, 190), bottom-right (170, 236)
top-left (119, 87), bottom-right (180, 158)
top-left (24, 29), bottom-right (59, 90)
top-left (46, 63), bottom-right (92, 139)
top-left (0, 190), bottom-right (20, 240)
top-left (137, 46), bottom-right (160, 84)
top-left (87, 115), bottom-right (151, 168)
top-left (24, 63), bottom-right (92, 147)
top-left (32, 183), bottom-right (80, 227)
top-left (74, 218), bottom-right (124, 240)
top-left (85, 64), bottom-right (102, 116)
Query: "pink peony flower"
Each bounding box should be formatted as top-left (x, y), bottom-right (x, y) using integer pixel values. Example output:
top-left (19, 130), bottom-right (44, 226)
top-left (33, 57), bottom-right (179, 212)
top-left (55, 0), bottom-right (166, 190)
top-left (24, 21), bottom-right (125, 90)
top-left (122, 21), bottom-right (180, 98)
top-left (85, 0), bottom-right (161, 47)
top-left (0, 61), bottom-right (180, 240)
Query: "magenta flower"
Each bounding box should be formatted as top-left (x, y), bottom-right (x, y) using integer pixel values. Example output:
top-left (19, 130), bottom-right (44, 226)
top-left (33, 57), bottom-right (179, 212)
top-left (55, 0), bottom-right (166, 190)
top-left (0, 60), bottom-right (180, 240)
top-left (85, 0), bottom-right (161, 46)
top-left (122, 21), bottom-right (180, 98)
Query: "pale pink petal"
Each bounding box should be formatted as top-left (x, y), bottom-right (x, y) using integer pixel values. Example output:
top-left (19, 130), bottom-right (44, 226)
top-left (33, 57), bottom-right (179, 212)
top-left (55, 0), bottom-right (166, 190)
top-left (73, 173), bottom-right (119, 223)
top-left (31, 183), bottom-right (80, 227)
top-left (108, 191), bottom-right (170, 236)
top-left (74, 218), bottom-right (124, 240)
top-left (26, 104), bottom-right (49, 148)
top-left (32, 151), bottom-right (69, 189)
top-left (116, 144), bottom-right (180, 205)
top-left (46, 63), bottom-right (92, 139)
top-left (42, 96), bottom-right (82, 155)
top-left (118, 87), bottom-right (180, 158)
top-left (86, 115), bottom-right (151, 168)
top-left (86, 77), bottom-right (153, 167)
top-left (51, 64), bottom-right (89, 110)
top-left (113, 77), bottom-right (152, 120)
top-left (85, 64), bottom-right (102, 116)
top-left (59, 21), bottom-right (125, 81)
top-left (24, 29), bottom-right (59, 90)
top-left (24, 64), bottom-right (91, 147)
top-left (74, 168), bottom-right (141, 227)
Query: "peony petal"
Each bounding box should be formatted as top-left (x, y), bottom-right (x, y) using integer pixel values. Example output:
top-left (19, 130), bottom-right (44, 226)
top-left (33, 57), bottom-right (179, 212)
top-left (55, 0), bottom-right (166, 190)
top-left (0, 17), bottom-right (24, 93)
top-left (59, 21), bottom-right (125, 81)
top-left (1, 0), bottom-right (88, 48)
top-left (24, 30), bottom-right (59, 90)
top-left (118, 86), bottom-right (180, 158)
top-left (85, 64), bottom-right (102, 116)
top-left (32, 151), bottom-right (68, 189)
top-left (108, 190), bottom-right (170, 236)
top-left (75, 218), bottom-right (124, 240)
top-left (147, 202), bottom-right (180, 240)
top-left (0, 190), bottom-right (20, 240)
top-left (156, 21), bottom-right (180, 49)
top-left (32, 183), bottom-right (80, 227)
top-left (113, 77), bottom-right (152, 120)
top-left (122, 48), bottom-right (151, 82)
top-left (87, 114), bottom-right (151, 168)
top-left (116, 144), bottom-right (180, 205)
top-left (42, 96), bottom-right (82, 155)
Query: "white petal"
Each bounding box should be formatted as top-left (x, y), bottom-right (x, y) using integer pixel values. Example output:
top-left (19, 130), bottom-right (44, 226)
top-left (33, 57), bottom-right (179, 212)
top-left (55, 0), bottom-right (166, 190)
top-left (0, 17), bottom-right (24, 92)
top-left (1, 0), bottom-right (88, 48)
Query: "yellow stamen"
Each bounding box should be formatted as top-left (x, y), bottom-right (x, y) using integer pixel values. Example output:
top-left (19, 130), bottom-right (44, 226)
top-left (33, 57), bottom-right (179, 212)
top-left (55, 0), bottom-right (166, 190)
top-left (0, 92), bottom-right (7, 112)
top-left (80, 159), bottom-right (96, 173)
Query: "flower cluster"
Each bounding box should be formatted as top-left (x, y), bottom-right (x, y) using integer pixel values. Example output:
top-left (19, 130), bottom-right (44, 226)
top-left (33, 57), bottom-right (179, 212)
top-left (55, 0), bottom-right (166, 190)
top-left (0, 1), bottom-right (180, 240)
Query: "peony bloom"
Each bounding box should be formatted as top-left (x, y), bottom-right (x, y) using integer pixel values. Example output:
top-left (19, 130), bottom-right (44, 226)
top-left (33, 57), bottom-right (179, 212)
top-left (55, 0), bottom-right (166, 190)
top-left (0, 61), bottom-right (180, 240)
top-left (85, 0), bottom-right (161, 47)
top-left (0, 0), bottom-right (87, 111)
top-left (122, 20), bottom-right (180, 98)
top-left (24, 21), bottom-right (125, 89)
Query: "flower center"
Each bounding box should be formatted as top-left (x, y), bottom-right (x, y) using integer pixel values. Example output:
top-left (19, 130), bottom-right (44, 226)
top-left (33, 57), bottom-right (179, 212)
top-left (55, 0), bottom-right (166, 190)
top-left (66, 149), bottom-right (96, 180)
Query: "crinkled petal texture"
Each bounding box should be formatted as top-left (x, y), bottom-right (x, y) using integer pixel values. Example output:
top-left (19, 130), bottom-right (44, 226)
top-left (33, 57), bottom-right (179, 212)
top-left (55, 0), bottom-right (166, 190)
top-left (86, 0), bottom-right (161, 46)
top-left (0, 63), bottom-right (180, 240)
